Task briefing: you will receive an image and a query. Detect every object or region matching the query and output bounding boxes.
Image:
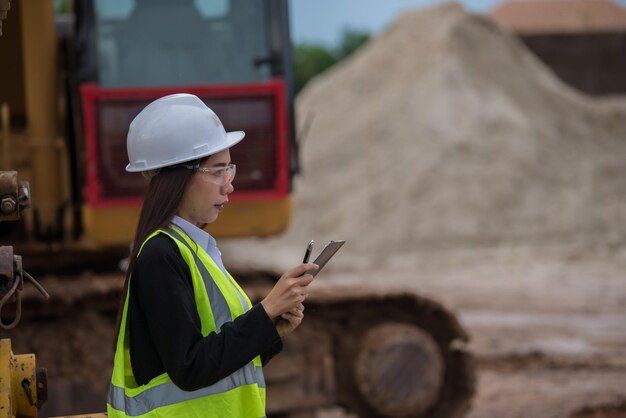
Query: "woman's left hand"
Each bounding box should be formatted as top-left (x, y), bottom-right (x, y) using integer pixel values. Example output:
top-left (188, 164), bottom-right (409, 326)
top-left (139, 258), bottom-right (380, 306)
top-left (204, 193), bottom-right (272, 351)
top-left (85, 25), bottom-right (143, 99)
top-left (276, 303), bottom-right (305, 338)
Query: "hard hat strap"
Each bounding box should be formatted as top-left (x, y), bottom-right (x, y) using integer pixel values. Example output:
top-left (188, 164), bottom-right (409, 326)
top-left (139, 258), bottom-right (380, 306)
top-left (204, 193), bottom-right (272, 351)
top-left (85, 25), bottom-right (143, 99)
top-left (168, 159), bottom-right (203, 170)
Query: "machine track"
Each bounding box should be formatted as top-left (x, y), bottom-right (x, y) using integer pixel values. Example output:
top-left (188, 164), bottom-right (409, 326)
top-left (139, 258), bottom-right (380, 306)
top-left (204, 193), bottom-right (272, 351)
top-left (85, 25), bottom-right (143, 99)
top-left (2, 269), bottom-right (475, 418)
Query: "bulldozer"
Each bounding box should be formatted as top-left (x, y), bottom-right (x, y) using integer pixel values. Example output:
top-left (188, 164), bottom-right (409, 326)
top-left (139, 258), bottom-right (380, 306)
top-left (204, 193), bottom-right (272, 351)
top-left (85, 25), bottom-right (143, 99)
top-left (0, 1), bottom-right (475, 417)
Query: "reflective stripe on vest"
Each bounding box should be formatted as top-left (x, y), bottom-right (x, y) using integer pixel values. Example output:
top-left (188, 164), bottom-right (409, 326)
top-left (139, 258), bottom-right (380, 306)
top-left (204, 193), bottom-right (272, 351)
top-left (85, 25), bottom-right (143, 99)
top-left (107, 228), bottom-right (265, 417)
top-left (108, 365), bottom-right (266, 416)
top-left (166, 226), bottom-right (233, 329)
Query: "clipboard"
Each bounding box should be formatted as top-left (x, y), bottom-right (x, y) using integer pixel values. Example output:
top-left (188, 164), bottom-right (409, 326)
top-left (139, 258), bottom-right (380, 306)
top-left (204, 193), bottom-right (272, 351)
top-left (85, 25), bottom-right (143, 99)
top-left (309, 240), bottom-right (345, 277)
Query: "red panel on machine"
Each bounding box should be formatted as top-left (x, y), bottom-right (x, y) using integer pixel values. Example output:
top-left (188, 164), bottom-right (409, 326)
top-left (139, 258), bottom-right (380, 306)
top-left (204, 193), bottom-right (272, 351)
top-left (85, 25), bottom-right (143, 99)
top-left (81, 80), bottom-right (289, 208)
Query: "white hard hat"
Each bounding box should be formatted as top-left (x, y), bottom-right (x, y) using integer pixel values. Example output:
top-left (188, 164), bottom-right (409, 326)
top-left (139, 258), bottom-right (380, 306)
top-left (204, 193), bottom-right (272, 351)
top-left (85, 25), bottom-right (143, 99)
top-left (125, 93), bottom-right (245, 172)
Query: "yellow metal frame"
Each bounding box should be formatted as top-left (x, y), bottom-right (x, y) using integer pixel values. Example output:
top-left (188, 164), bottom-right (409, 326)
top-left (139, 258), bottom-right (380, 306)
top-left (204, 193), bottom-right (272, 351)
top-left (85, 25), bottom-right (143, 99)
top-left (83, 197), bottom-right (292, 246)
top-left (207, 197), bottom-right (293, 238)
top-left (82, 205), bottom-right (140, 246)
top-left (0, 339), bottom-right (108, 418)
top-left (19, 1), bottom-right (63, 230)
top-left (0, 339), bottom-right (37, 418)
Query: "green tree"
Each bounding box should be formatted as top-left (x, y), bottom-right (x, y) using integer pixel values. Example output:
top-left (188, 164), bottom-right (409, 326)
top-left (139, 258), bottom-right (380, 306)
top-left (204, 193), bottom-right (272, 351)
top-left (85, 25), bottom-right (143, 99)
top-left (335, 29), bottom-right (370, 60)
top-left (293, 29), bottom-right (370, 94)
top-left (293, 44), bottom-right (337, 93)
top-left (55, 0), bottom-right (73, 14)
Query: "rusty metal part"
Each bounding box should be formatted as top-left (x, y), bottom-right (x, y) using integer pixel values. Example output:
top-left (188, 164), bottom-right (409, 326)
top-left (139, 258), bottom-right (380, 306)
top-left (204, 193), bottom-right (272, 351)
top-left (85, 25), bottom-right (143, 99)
top-left (36, 367), bottom-right (48, 409)
top-left (0, 195), bottom-right (16, 214)
top-left (23, 270), bottom-right (50, 300)
top-left (17, 179), bottom-right (30, 207)
top-left (0, 245), bottom-right (49, 329)
top-left (0, 245), bottom-right (12, 282)
top-left (353, 323), bottom-right (444, 417)
top-left (22, 378), bottom-right (35, 406)
top-left (0, 246), bottom-right (22, 329)
top-left (0, 171), bottom-right (29, 221)
top-left (0, 170), bottom-right (18, 221)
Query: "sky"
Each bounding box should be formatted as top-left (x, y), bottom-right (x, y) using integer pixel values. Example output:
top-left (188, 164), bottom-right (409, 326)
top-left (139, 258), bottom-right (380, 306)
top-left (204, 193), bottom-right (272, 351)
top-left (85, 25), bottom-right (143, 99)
top-left (289, 0), bottom-right (626, 46)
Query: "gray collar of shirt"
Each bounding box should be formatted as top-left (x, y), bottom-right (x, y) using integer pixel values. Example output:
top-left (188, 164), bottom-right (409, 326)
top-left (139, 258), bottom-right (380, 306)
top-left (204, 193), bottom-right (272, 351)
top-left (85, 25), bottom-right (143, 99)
top-left (170, 215), bottom-right (248, 310)
top-left (170, 215), bottom-right (216, 252)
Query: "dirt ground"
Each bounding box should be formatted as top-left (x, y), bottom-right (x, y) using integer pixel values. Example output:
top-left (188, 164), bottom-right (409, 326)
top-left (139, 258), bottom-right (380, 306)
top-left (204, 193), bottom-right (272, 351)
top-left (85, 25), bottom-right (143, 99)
top-left (2, 240), bottom-right (625, 418)
top-left (222, 235), bottom-right (626, 418)
top-left (300, 241), bottom-right (626, 418)
top-left (267, 6), bottom-right (626, 414)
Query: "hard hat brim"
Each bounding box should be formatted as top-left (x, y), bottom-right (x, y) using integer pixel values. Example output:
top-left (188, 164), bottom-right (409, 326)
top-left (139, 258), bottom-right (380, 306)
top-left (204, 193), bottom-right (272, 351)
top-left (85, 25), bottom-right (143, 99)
top-left (223, 130), bottom-right (246, 151)
top-left (125, 130), bottom-right (245, 172)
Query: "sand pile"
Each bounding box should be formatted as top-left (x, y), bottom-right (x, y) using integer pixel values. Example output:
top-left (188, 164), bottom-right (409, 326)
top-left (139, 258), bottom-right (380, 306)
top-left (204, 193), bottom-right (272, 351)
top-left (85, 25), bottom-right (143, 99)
top-left (226, 3), bottom-right (626, 265)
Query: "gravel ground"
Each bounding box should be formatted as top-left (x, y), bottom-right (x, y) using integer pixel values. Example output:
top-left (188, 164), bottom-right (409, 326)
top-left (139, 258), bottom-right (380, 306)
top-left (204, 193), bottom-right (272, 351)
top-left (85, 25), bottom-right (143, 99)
top-left (311, 245), bottom-right (626, 418)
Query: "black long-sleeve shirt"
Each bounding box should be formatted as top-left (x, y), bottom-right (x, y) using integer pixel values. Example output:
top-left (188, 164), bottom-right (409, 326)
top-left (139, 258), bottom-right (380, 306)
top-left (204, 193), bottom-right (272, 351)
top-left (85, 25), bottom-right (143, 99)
top-left (128, 234), bottom-right (282, 391)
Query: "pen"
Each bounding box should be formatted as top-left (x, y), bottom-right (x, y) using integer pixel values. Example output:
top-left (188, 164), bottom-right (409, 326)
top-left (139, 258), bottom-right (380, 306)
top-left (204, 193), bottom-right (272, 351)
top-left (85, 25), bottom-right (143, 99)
top-left (303, 240), bottom-right (314, 263)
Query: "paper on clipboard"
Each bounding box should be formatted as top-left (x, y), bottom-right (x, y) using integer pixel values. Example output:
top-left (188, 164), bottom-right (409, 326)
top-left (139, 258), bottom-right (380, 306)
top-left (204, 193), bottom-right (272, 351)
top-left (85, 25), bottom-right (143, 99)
top-left (310, 240), bottom-right (345, 277)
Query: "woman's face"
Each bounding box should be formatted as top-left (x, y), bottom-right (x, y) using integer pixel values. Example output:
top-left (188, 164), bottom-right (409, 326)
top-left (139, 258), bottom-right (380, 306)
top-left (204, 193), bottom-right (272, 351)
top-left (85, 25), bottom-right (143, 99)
top-left (177, 149), bottom-right (234, 226)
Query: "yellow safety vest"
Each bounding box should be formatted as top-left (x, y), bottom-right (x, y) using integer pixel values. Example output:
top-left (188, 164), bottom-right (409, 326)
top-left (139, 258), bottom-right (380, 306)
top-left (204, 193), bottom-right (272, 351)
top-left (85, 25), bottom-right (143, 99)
top-left (107, 226), bottom-right (266, 418)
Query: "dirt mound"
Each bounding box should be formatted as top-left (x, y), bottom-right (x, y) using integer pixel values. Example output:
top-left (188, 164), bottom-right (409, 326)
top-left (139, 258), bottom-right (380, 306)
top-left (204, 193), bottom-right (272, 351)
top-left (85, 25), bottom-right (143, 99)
top-left (276, 3), bottom-right (626, 258)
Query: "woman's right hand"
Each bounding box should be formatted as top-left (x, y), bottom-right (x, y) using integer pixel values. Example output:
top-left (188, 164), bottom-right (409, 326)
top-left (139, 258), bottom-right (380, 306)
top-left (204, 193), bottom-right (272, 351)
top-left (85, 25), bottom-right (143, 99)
top-left (260, 263), bottom-right (318, 319)
top-left (275, 302), bottom-right (304, 337)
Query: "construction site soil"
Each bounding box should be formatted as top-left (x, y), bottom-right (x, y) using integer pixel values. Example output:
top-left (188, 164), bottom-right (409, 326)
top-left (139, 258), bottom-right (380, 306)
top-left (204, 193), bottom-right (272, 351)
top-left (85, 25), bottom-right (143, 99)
top-left (224, 3), bottom-right (626, 417)
top-left (2, 3), bottom-right (626, 418)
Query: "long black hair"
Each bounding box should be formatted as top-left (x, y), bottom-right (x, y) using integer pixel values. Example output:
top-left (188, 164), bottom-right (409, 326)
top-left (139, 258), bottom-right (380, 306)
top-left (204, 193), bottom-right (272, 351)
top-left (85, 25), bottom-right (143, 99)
top-left (113, 164), bottom-right (199, 349)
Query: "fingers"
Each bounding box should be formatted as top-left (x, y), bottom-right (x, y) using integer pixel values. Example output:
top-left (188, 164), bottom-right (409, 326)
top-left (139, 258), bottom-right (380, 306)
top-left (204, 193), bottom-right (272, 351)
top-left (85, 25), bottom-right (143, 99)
top-left (281, 311), bottom-right (303, 322)
top-left (286, 303), bottom-right (305, 316)
top-left (277, 302), bottom-right (306, 336)
top-left (276, 315), bottom-right (303, 337)
top-left (281, 312), bottom-right (303, 327)
top-left (264, 264), bottom-right (317, 320)
top-left (283, 302), bottom-right (304, 319)
top-left (281, 311), bottom-right (303, 321)
top-left (298, 273), bottom-right (315, 286)
top-left (283, 263), bottom-right (319, 281)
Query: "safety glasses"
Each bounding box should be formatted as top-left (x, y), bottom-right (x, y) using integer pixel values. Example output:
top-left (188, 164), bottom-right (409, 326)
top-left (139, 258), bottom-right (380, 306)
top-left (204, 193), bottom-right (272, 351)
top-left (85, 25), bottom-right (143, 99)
top-left (196, 163), bottom-right (236, 186)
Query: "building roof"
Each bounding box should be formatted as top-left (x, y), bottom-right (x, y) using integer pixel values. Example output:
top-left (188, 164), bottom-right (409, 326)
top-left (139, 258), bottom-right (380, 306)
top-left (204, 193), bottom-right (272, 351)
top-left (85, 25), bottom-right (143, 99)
top-left (491, 0), bottom-right (626, 33)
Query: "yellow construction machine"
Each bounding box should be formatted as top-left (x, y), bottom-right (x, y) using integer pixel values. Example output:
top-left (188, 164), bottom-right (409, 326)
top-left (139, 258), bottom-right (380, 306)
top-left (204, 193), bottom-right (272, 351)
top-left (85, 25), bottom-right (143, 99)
top-left (0, 1), bottom-right (474, 417)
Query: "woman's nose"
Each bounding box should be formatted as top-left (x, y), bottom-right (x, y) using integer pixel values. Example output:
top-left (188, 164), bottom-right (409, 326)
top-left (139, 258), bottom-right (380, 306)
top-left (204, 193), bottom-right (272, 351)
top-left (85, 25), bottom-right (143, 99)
top-left (222, 181), bottom-right (234, 195)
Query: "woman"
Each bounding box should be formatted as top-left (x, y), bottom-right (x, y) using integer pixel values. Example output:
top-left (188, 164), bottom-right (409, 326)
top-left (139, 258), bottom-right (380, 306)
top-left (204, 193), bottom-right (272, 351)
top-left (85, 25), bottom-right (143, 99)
top-left (107, 93), bottom-right (317, 418)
